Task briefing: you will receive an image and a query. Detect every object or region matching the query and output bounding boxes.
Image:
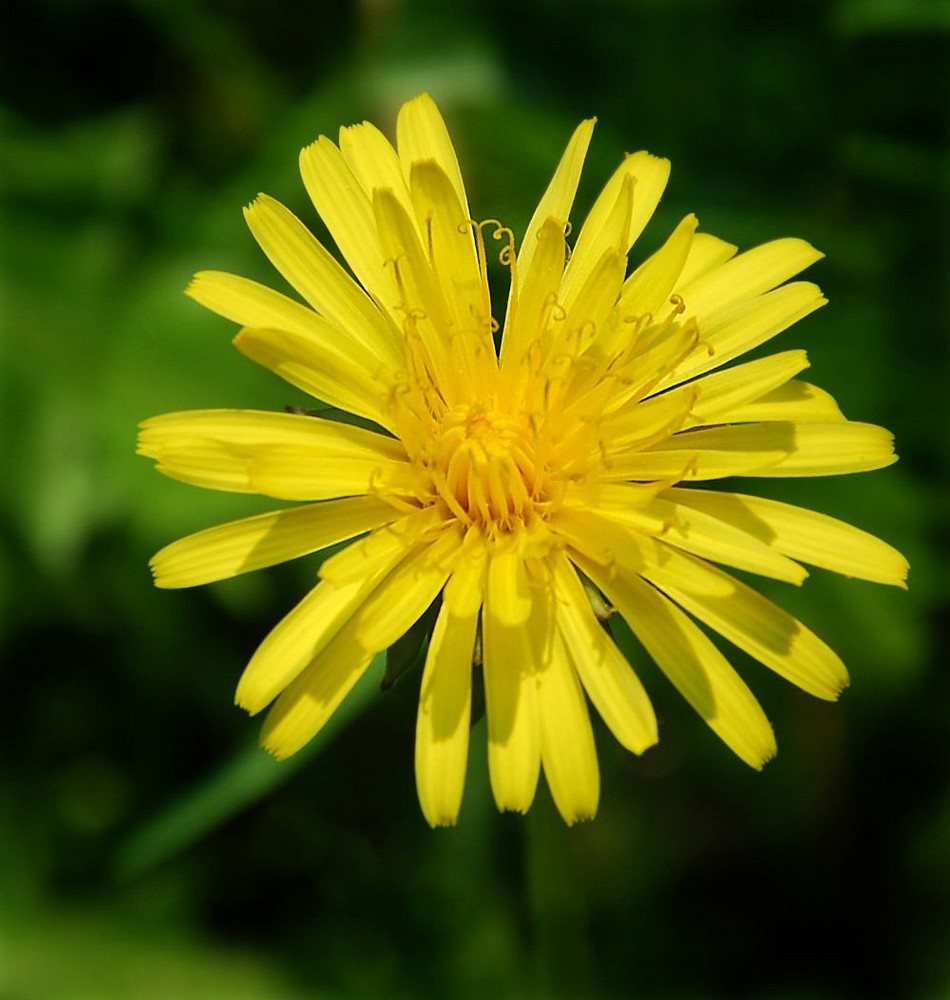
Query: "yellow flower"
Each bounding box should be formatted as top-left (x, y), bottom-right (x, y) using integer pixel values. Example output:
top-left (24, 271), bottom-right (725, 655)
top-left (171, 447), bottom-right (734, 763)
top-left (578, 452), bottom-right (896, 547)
top-left (139, 94), bottom-right (908, 826)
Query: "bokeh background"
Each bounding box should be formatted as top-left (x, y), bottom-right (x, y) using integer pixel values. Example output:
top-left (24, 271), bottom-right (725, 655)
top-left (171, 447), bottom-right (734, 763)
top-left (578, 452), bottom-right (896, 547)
top-left (1, 0), bottom-right (947, 997)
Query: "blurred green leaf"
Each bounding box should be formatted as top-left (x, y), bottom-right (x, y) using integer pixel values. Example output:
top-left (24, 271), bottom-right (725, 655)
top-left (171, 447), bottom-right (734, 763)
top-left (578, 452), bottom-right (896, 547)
top-left (833, 0), bottom-right (950, 34)
top-left (0, 907), bottom-right (324, 1000)
top-left (113, 655), bottom-right (384, 880)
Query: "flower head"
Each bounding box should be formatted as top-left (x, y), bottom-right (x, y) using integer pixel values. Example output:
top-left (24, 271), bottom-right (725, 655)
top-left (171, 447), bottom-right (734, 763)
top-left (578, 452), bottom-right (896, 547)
top-left (139, 95), bottom-right (907, 825)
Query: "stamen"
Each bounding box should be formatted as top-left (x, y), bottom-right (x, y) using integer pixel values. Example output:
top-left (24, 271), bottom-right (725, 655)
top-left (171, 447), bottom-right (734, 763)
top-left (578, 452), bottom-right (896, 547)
top-left (486, 459), bottom-right (511, 523)
top-left (429, 464), bottom-right (473, 525)
top-left (677, 455), bottom-right (700, 483)
top-left (467, 465), bottom-right (493, 524)
top-left (548, 297), bottom-right (567, 323)
top-left (368, 480), bottom-right (422, 516)
top-left (411, 399), bottom-right (558, 543)
top-left (366, 467), bottom-right (419, 515)
top-left (471, 219), bottom-right (517, 271)
top-left (504, 456), bottom-right (531, 514)
top-left (649, 510), bottom-right (680, 539)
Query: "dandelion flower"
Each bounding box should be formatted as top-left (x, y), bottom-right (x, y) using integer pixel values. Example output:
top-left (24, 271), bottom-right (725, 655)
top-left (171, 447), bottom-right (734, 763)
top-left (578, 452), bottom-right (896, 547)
top-left (139, 95), bottom-right (908, 826)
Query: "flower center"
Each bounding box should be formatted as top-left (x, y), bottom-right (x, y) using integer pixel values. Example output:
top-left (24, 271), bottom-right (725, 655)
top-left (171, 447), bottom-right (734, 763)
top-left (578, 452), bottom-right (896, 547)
top-left (426, 403), bottom-right (546, 533)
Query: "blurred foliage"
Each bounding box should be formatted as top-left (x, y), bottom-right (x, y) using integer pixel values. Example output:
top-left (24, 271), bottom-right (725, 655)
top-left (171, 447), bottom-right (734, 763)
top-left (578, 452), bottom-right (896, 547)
top-left (0, 0), bottom-right (947, 997)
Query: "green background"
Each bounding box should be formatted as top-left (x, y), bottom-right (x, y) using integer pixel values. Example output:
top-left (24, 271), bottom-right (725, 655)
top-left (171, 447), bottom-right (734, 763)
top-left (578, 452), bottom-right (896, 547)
top-left (1, 0), bottom-right (946, 997)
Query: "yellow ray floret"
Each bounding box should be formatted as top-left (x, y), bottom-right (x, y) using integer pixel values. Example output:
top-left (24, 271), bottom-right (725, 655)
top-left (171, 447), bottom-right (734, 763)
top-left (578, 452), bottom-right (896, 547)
top-left (415, 555), bottom-right (483, 827)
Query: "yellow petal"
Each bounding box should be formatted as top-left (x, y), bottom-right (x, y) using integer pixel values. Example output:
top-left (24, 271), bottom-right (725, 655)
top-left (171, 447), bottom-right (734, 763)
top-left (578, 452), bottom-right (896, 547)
top-left (600, 431), bottom-right (787, 483)
top-left (731, 422), bottom-right (897, 477)
top-left (607, 320), bottom-right (701, 407)
top-left (409, 160), bottom-right (489, 354)
top-left (339, 120), bottom-right (414, 221)
top-left (482, 559), bottom-right (541, 814)
top-left (618, 213), bottom-right (698, 320)
top-left (138, 408), bottom-right (412, 499)
top-left (415, 558), bottom-right (483, 827)
top-left (259, 618), bottom-right (376, 759)
top-left (150, 496), bottom-right (398, 589)
top-left (352, 526), bottom-right (462, 652)
top-left (372, 186), bottom-right (457, 394)
top-left (619, 150), bottom-right (671, 250)
top-left (139, 408), bottom-right (404, 456)
top-left (236, 575), bottom-right (371, 715)
top-left (500, 217), bottom-right (566, 370)
top-left (233, 326), bottom-right (394, 427)
top-left (722, 379), bottom-right (845, 424)
top-left (563, 480), bottom-right (666, 511)
top-left (680, 350), bottom-right (812, 427)
top-left (674, 232), bottom-right (738, 288)
top-left (253, 527), bottom-right (455, 747)
top-left (678, 238), bottom-right (824, 318)
top-left (615, 421), bottom-right (897, 482)
top-left (248, 446), bottom-right (417, 501)
top-left (570, 151), bottom-right (670, 285)
top-left (665, 281), bottom-right (827, 387)
top-left (442, 528), bottom-right (488, 615)
top-left (518, 118), bottom-right (596, 284)
top-left (139, 441), bottom-right (258, 493)
top-left (665, 488), bottom-right (909, 587)
top-left (186, 270), bottom-right (338, 341)
top-left (578, 555), bottom-right (777, 769)
top-left (551, 552), bottom-right (657, 754)
top-left (299, 136), bottom-right (396, 308)
top-left (236, 513), bottom-right (425, 712)
top-left (538, 627), bottom-right (600, 824)
top-left (612, 343), bottom-right (816, 437)
top-left (550, 247), bottom-right (627, 363)
top-left (559, 171), bottom-right (633, 306)
top-left (242, 195), bottom-right (401, 362)
top-left (548, 506), bottom-right (616, 568)
top-left (319, 507), bottom-right (446, 586)
top-left (487, 546), bottom-right (532, 626)
top-left (599, 384), bottom-right (696, 453)
top-left (574, 493), bottom-right (807, 585)
top-left (632, 536), bottom-right (850, 699)
top-left (396, 93), bottom-right (471, 217)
